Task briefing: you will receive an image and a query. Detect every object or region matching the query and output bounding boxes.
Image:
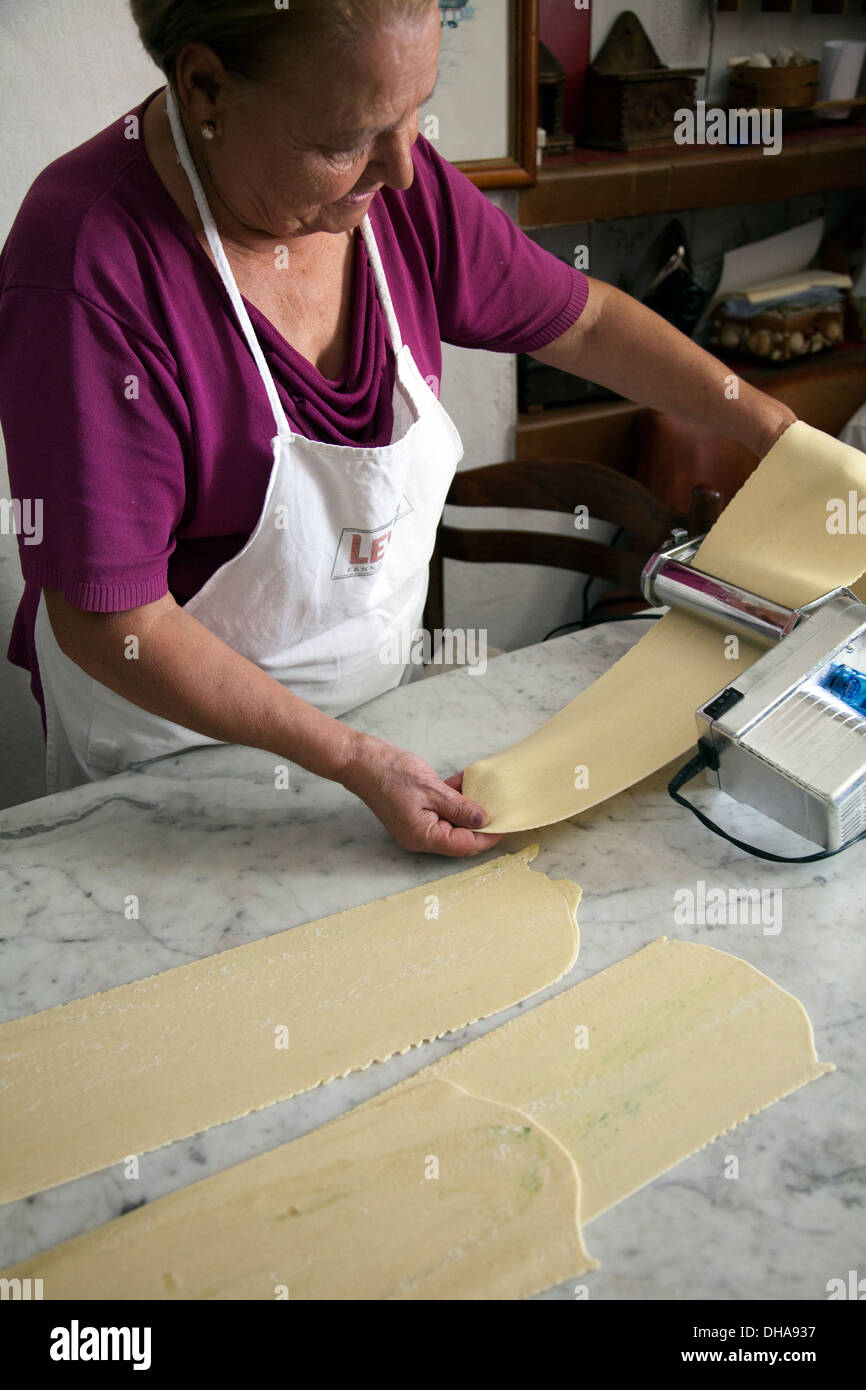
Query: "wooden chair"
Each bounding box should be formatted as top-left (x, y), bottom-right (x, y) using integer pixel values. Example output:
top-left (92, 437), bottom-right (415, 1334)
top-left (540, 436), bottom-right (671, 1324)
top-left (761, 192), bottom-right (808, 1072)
top-left (423, 458), bottom-right (722, 634)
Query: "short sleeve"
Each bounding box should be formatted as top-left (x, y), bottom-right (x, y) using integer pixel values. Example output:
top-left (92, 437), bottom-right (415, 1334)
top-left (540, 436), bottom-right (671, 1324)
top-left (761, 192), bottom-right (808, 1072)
top-left (0, 285), bottom-right (191, 612)
top-left (408, 137), bottom-right (589, 354)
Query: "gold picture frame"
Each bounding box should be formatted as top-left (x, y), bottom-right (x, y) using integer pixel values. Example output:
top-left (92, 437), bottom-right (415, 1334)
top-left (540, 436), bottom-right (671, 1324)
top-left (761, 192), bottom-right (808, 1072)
top-left (428, 0), bottom-right (539, 188)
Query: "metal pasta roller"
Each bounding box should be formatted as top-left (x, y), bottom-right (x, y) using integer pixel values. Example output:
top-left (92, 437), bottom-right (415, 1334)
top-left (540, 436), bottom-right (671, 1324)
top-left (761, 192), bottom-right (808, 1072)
top-left (641, 531), bottom-right (866, 858)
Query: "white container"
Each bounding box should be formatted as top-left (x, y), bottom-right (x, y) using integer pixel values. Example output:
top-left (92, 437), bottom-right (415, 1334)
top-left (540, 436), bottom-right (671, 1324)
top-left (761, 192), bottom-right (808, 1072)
top-left (817, 39), bottom-right (866, 121)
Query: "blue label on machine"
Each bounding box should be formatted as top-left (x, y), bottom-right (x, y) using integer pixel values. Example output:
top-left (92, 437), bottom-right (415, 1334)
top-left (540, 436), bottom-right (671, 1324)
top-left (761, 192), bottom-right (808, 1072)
top-left (822, 663), bottom-right (866, 714)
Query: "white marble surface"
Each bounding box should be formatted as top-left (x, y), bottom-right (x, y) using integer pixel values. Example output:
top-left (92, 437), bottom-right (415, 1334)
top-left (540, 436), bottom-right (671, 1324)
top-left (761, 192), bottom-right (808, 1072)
top-left (1, 619), bottom-right (863, 1301)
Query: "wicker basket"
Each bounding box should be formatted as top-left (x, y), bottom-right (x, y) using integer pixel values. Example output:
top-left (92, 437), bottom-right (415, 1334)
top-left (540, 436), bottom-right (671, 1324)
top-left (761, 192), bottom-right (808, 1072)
top-left (728, 61), bottom-right (820, 111)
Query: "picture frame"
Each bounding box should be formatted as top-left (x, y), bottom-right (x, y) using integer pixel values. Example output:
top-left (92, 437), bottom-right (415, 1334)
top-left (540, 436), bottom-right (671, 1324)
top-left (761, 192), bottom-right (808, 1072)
top-left (425, 0), bottom-right (539, 188)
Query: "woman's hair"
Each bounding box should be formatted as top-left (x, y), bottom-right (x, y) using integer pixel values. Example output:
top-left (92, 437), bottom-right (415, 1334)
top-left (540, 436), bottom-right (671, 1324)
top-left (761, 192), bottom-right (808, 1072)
top-left (129, 0), bottom-right (438, 87)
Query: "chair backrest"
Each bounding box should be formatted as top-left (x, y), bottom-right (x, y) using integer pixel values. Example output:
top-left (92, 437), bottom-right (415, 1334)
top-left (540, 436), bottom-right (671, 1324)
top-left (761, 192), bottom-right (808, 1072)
top-left (425, 458), bottom-right (721, 633)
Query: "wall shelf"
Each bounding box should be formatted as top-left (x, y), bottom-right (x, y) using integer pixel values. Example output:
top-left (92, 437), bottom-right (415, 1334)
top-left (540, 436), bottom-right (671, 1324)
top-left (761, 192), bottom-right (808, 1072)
top-left (518, 120), bottom-right (866, 227)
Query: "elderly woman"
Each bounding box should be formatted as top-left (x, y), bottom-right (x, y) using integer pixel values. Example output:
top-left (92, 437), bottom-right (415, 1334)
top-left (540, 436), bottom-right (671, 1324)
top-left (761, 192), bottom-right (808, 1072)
top-left (1, 0), bottom-right (795, 855)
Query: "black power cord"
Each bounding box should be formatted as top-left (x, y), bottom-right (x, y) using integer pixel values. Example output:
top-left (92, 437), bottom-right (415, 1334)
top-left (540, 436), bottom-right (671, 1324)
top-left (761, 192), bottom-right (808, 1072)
top-left (669, 743), bottom-right (866, 864)
top-left (544, 525), bottom-right (642, 642)
top-left (543, 610), bottom-right (662, 642)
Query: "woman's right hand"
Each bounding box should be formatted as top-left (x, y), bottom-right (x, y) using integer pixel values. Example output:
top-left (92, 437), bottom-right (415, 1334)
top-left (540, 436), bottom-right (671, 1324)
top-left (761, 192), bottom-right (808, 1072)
top-left (41, 590), bottom-right (500, 856)
top-left (342, 734), bottom-right (503, 857)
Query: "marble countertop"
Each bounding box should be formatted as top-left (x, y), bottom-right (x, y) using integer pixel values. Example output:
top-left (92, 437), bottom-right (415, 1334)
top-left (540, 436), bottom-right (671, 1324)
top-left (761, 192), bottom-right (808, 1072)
top-left (1, 618), bottom-right (863, 1301)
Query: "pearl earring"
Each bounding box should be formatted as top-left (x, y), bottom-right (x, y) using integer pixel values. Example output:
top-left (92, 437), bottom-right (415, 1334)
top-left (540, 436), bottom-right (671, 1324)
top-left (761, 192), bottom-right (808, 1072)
top-left (201, 121), bottom-right (216, 140)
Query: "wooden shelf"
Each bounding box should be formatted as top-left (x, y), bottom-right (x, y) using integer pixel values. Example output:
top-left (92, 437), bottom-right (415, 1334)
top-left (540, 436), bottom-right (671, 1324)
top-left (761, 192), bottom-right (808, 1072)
top-left (518, 120), bottom-right (866, 227)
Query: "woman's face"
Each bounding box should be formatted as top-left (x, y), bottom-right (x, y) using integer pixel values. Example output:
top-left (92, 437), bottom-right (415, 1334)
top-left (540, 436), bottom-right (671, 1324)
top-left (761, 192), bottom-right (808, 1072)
top-left (180, 8), bottom-right (442, 241)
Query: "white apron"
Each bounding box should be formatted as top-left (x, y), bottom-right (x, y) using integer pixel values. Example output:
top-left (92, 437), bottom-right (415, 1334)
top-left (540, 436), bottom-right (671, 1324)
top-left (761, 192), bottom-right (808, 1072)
top-left (34, 87), bottom-right (463, 793)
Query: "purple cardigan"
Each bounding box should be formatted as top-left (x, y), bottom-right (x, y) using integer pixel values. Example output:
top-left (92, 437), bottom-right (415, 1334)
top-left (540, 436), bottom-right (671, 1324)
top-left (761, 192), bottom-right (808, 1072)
top-left (1, 88), bottom-right (588, 717)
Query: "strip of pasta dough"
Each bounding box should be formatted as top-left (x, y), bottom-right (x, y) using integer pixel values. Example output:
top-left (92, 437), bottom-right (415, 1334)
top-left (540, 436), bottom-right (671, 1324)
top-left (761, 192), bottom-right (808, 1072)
top-left (430, 937), bottom-right (834, 1223)
top-left (0, 846), bottom-right (579, 1205)
top-left (2, 1078), bottom-right (596, 1300)
top-left (463, 421), bottom-right (866, 831)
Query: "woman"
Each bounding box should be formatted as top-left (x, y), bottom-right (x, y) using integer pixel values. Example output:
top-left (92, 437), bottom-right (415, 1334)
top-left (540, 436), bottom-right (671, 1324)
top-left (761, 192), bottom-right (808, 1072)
top-left (1, 0), bottom-right (795, 855)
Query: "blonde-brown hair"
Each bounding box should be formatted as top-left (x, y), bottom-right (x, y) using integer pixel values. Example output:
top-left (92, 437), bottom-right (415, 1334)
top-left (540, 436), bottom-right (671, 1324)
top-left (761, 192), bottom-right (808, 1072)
top-left (130, 0), bottom-right (438, 87)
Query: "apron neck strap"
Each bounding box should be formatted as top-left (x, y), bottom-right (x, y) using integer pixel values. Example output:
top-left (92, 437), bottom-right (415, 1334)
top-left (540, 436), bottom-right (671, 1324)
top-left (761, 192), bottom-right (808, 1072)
top-left (358, 218), bottom-right (403, 356)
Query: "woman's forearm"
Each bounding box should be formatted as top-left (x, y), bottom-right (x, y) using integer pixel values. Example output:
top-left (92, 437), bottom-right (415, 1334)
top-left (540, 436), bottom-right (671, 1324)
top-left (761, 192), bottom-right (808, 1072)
top-left (43, 589), bottom-right (499, 855)
top-left (44, 589), bottom-right (370, 783)
top-left (534, 277), bottom-right (797, 457)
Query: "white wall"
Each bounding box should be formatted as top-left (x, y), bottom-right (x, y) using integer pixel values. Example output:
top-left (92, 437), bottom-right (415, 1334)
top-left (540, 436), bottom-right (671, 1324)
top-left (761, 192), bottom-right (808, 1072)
top-left (0, 2), bottom-right (164, 807)
top-left (592, 0), bottom-right (709, 73)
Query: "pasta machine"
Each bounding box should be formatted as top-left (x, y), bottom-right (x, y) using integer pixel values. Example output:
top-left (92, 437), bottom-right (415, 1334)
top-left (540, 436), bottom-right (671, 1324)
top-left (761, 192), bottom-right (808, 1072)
top-left (641, 531), bottom-right (866, 857)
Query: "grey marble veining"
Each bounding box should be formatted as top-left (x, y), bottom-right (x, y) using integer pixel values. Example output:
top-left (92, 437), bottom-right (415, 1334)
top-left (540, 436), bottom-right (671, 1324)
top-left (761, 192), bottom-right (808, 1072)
top-left (1, 618), bottom-right (863, 1301)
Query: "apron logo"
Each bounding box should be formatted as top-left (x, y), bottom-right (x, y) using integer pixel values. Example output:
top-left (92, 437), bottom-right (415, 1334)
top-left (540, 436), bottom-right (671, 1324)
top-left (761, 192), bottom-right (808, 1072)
top-left (331, 497), bottom-right (413, 579)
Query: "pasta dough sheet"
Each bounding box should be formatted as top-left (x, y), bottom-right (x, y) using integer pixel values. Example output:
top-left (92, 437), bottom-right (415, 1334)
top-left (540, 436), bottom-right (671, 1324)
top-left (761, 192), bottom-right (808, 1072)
top-left (430, 937), bottom-right (833, 1223)
top-left (2, 1078), bottom-right (596, 1301)
top-left (464, 421), bottom-right (866, 832)
top-left (0, 846), bottom-right (580, 1206)
top-left (1, 940), bottom-right (829, 1300)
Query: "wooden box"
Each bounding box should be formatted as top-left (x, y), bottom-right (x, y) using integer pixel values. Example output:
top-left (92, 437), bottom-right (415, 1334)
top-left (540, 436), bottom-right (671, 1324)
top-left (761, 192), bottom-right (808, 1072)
top-left (585, 11), bottom-right (704, 150)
